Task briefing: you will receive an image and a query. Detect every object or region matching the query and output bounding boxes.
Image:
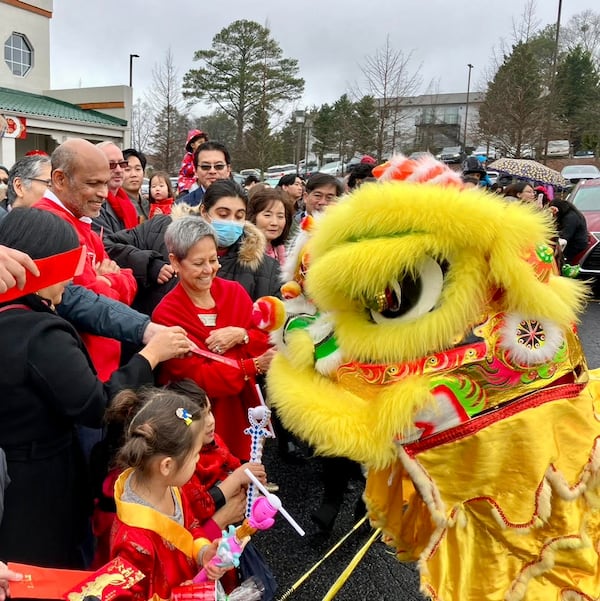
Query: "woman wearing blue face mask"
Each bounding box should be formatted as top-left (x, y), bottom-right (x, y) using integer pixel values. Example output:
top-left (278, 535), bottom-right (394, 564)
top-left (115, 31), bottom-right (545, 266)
top-left (199, 179), bottom-right (281, 301)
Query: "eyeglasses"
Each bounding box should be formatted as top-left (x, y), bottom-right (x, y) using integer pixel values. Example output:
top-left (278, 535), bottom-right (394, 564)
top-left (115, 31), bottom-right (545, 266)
top-left (27, 177), bottom-right (52, 186)
top-left (108, 160), bottom-right (129, 169)
top-left (198, 163), bottom-right (228, 172)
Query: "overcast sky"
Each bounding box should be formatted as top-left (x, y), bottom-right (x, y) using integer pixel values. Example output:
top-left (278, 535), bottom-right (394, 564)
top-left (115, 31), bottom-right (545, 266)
top-left (50, 0), bottom-right (596, 112)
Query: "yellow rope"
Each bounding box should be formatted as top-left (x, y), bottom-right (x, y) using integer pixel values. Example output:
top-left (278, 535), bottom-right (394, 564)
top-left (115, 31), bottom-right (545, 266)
top-left (275, 515), bottom-right (369, 601)
top-left (322, 528), bottom-right (382, 601)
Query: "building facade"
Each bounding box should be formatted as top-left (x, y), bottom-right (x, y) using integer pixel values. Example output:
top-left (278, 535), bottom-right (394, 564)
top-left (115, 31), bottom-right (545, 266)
top-left (379, 91), bottom-right (485, 155)
top-left (0, 0), bottom-right (131, 167)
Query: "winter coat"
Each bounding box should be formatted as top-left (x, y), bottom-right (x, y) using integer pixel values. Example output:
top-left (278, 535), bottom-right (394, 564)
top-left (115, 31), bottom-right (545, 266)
top-left (105, 214), bottom-right (174, 316)
top-left (218, 221), bottom-right (281, 301)
top-left (0, 294), bottom-right (153, 567)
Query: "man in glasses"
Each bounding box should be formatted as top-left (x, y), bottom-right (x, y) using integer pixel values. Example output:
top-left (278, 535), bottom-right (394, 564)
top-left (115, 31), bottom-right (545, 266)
top-left (180, 141), bottom-right (232, 207)
top-left (92, 141), bottom-right (139, 237)
top-left (6, 154), bottom-right (52, 209)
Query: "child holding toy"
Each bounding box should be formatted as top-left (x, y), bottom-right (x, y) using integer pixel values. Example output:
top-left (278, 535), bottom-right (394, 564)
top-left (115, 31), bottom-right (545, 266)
top-left (109, 388), bottom-right (228, 601)
top-left (169, 379), bottom-right (267, 528)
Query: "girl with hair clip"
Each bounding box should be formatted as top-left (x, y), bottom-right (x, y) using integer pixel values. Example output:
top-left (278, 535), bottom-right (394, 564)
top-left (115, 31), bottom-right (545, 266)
top-left (109, 388), bottom-right (228, 601)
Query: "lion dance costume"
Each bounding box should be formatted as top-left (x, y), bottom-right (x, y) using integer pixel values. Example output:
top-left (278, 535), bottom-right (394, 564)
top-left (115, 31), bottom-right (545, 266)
top-left (264, 154), bottom-right (600, 600)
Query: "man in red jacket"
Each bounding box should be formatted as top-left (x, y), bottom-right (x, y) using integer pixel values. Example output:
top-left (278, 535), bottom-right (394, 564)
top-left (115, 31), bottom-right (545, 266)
top-left (35, 138), bottom-right (137, 381)
top-left (92, 142), bottom-right (139, 237)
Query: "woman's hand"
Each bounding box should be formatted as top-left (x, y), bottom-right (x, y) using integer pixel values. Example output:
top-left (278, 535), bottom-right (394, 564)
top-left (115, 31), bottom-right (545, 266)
top-left (0, 562), bottom-right (23, 601)
top-left (138, 326), bottom-right (193, 368)
top-left (205, 326), bottom-right (248, 354)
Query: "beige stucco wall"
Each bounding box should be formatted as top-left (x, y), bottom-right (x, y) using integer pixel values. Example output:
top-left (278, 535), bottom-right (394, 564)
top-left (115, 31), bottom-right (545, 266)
top-left (0, 0), bottom-right (52, 92)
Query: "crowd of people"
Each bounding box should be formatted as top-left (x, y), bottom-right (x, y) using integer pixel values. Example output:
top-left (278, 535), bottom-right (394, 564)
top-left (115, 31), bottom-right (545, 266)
top-left (0, 135), bottom-right (589, 600)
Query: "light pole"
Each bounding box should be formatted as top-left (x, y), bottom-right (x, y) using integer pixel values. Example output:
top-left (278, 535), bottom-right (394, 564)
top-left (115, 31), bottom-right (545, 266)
top-left (463, 63), bottom-right (474, 151)
top-left (294, 110), bottom-right (305, 174)
top-left (129, 54), bottom-right (140, 87)
top-left (304, 114), bottom-right (314, 171)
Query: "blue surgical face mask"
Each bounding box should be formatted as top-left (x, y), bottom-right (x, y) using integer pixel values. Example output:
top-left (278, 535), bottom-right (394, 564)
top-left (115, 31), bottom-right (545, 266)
top-left (211, 219), bottom-right (244, 248)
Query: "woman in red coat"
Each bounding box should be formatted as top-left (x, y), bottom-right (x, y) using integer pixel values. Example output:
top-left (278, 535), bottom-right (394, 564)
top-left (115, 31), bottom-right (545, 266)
top-left (153, 216), bottom-right (274, 461)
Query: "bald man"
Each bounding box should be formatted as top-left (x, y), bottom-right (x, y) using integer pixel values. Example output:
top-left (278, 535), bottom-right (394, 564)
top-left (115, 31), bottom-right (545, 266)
top-left (34, 138), bottom-right (137, 381)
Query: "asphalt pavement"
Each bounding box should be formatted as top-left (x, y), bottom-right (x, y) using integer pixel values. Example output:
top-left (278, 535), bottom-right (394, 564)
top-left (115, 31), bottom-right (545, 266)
top-left (252, 300), bottom-right (600, 601)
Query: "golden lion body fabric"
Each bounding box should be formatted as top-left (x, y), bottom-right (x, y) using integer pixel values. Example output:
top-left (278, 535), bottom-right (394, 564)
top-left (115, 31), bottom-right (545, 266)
top-left (366, 374), bottom-right (600, 601)
top-left (267, 181), bottom-right (599, 600)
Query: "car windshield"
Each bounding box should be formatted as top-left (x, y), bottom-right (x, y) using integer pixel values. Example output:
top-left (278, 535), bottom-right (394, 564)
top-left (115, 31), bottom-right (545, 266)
top-left (266, 164), bottom-right (295, 175)
top-left (563, 166), bottom-right (599, 176)
top-left (572, 187), bottom-right (600, 211)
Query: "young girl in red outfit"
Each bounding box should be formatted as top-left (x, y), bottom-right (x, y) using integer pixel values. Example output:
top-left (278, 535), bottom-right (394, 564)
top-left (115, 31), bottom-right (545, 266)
top-left (109, 388), bottom-right (228, 601)
top-left (169, 380), bottom-right (267, 529)
top-left (148, 171), bottom-right (175, 218)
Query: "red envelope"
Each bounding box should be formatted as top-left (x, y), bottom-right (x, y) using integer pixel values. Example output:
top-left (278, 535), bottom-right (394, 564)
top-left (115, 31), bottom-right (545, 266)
top-left (8, 563), bottom-right (89, 599)
top-left (8, 558), bottom-right (144, 601)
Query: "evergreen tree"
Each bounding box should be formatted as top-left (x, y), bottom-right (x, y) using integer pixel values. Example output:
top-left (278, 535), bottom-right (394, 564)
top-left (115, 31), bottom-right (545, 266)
top-left (196, 110), bottom-right (237, 150)
top-left (183, 20), bottom-right (304, 158)
top-left (478, 41), bottom-right (544, 157)
top-left (351, 96), bottom-right (378, 156)
top-left (555, 46), bottom-right (600, 150)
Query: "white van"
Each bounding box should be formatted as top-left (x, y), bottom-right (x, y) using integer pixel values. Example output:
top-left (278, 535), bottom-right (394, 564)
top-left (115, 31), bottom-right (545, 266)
top-left (546, 140), bottom-right (570, 158)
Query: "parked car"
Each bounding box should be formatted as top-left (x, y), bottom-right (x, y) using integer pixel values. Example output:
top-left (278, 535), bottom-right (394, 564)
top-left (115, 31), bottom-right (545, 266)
top-left (567, 178), bottom-right (600, 277)
top-left (409, 151), bottom-right (434, 160)
top-left (574, 149), bottom-right (595, 159)
top-left (240, 168), bottom-right (261, 179)
top-left (471, 146), bottom-right (498, 160)
top-left (141, 177), bottom-right (149, 201)
top-left (231, 172), bottom-right (246, 187)
top-left (265, 164), bottom-right (297, 179)
top-left (561, 165), bottom-right (600, 184)
top-left (318, 161), bottom-right (344, 176)
top-left (438, 146), bottom-right (463, 164)
top-left (546, 140), bottom-right (570, 158)
top-left (486, 170), bottom-right (499, 186)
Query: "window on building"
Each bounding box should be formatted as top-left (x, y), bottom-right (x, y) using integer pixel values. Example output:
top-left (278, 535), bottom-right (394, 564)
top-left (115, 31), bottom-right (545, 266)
top-left (444, 107), bottom-right (459, 125)
top-left (4, 33), bottom-right (33, 77)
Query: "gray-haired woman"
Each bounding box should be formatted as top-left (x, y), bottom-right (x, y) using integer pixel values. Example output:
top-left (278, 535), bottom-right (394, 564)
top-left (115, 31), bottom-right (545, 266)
top-left (153, 216), bottom-right (275, 461)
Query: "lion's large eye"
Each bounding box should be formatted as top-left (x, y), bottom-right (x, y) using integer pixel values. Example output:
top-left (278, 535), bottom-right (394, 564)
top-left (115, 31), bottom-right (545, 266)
top-left (370, 257), bottom-right (445, 324)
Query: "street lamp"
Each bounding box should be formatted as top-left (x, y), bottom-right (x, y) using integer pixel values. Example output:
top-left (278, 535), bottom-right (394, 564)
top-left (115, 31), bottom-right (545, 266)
top-left (294, 110), bottom-right (305, 174)
top-left (304, 114), bottom-right (314, 171)
top-left (129, 53), bottom-right (140, 87)
top-left (463, 63), bottom-right (474, 151)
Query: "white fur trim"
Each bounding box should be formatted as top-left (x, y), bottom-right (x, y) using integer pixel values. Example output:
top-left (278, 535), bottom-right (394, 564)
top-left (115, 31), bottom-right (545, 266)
top-left (498, 314), bottom-right (565, 366)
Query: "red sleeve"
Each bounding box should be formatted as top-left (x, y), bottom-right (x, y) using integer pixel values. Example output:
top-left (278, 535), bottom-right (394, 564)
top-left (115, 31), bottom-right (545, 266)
top-left (182, 475), bottom-right (216, 524)
top-left (110, 529), bottom-right (155, 601)
top-left (157, 353), bottom-right (250, 397)
top-left (105, 267), bottom-right (137, 305)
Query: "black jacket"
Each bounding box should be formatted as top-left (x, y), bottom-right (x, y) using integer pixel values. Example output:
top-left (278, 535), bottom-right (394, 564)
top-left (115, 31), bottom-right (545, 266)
top-left (105, 215), bottom-right (174, 315)
top-left (217, 222), bottom-right (281, 301)
top-left (0, 295), bottom-right (154, 566)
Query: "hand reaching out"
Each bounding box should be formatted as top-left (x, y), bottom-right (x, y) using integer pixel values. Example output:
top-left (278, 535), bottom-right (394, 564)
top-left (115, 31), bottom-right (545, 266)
top-left (0, 562), bottom-right (22, 601)
top-left (0, 245), bottom-right (40, 294)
